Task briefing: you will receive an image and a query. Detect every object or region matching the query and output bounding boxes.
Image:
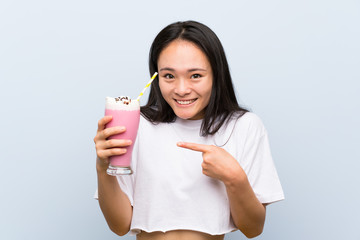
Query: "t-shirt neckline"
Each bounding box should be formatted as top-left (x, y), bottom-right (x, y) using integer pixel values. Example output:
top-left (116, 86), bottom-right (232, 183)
top-left (174, 117), bottom-right (203, 129)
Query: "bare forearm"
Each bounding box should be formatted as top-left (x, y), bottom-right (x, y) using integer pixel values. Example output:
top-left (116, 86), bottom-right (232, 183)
top-left (97, 169), bottom-right (132, 236)
top-left (224, 169), bottom-right (266, 238)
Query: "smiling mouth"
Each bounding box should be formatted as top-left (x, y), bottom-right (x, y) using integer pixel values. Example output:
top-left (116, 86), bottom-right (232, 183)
top-left (175, 99), bottom-right (197, 105)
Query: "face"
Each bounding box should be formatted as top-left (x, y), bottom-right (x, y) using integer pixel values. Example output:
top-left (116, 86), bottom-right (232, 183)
top-left (157, 40), bottom-right (213, 120)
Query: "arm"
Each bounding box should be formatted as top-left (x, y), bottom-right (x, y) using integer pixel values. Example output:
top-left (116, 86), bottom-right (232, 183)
top-left (177, 142), bottom-right (265, 238)
top-left (94, 116), bottom-right (133, 236)
top-left (223, 165), bottom-right (266, 238)
top-left (97, 167), bottom-right (133, 236)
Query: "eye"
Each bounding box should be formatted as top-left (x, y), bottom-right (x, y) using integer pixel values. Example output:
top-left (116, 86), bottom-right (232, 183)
top-left (191, 74), bottom-right (201, 79)
top-left (164, 73), bottom-right (175, 79)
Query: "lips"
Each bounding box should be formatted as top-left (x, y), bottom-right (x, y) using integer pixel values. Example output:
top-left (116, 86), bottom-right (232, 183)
top-left (175, 98), bottom-right (197, 105)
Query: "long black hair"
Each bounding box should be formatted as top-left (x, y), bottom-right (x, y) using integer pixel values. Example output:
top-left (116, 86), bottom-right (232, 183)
top-left (141, 20), bottom-right (248, 136)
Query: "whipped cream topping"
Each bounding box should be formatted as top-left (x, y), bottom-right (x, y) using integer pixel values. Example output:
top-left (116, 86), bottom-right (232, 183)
top-left (105, 96), bottom-right (140, 110)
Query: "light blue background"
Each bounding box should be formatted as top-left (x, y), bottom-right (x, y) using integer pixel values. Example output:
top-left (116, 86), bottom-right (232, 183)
top-left (1, 0), bottom-right (359, 239)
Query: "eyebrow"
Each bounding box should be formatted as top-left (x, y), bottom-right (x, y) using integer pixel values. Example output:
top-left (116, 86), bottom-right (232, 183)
top-left (159, 67), bottom-right (207, 72)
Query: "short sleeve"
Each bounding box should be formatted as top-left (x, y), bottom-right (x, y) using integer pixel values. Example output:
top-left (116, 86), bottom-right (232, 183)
top-left (116, 175), bottom-right (134, 205)
top-left (93, 175), bottom-right (134, 206)
top-left (240, 115), bottom-right (284, 204)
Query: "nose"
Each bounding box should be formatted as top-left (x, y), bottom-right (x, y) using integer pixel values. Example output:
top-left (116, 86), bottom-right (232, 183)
top-left (174, 79), bottom-right (191, 96)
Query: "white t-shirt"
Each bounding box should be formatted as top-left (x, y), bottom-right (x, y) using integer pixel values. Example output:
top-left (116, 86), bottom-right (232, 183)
top-left (95, 112), bottom-right (284, 236)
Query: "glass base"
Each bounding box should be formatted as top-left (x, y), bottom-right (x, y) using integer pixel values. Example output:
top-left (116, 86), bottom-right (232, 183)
top-left (107, 165), bottom-right (133, 176)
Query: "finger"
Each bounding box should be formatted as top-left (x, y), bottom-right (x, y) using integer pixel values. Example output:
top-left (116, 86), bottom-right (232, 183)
top-left (100, 126), bottom-right (126, 139)
top-left (98, 148), bottom-right (127, 159)
top-left (177, 142), bottom-right (211, 153)
top-left (105, 139), bottom-right (132, 149)
top-left (97, 116), bottom-right (113, 132)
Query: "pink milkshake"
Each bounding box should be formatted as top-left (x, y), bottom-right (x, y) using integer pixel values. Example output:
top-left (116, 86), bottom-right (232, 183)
top-left (105, 96), bottom-right (140, 175)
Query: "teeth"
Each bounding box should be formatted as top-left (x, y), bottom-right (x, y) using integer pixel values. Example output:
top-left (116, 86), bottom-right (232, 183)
top-left (177, 99), bottom-right (195, 105)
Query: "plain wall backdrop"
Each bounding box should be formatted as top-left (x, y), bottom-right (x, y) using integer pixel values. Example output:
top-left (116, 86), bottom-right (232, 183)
top-left (1, 0), bottom-right (359, 239)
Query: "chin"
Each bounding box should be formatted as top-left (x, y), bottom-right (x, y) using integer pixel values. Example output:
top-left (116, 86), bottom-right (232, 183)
top-left (174, 111), bottom-right (195, 120)
top-left (176, 115), bottom-right (193, 120)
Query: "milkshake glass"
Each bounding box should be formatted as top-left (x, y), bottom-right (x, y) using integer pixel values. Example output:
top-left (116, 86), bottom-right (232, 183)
top-left (105, 96), bottom-right (140, 175)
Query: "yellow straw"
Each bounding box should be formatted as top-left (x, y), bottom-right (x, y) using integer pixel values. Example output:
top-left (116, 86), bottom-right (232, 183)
top-left (136, 72), bottom-right (158, 101)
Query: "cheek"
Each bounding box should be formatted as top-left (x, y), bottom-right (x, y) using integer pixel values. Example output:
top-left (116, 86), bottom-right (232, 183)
top-left (158, 81), bottom-right (165, 95)
top-left (159, 81), bottom-right (171, 100)
top-left (200, 83), bottom-right (213, 101)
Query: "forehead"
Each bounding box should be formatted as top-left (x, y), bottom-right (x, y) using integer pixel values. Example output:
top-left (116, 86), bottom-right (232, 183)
top-left (158, 40), bottom-right (211, 70)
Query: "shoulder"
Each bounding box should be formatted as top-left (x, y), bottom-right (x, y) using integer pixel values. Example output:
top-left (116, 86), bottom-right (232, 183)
top-left (230, 112), bottom-right (267, 138)
top-left (139, 114), bottom-right (170, 133)
top-left (240, 112), bottom-right (265, 128)
top-left (233, 112), bottom-right (265, 129)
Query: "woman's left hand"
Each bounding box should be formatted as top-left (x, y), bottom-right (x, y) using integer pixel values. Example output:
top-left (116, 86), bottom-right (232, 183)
top-left (177, 142), bottom-right (244, 184)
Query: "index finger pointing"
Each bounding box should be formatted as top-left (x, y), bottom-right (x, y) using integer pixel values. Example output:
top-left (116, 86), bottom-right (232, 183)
top-left (177, 142), bottom-right (211, 153)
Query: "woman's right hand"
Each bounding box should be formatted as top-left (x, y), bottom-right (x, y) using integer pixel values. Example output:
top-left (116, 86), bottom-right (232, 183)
top-left (93, 116), bottom-right (132, 173)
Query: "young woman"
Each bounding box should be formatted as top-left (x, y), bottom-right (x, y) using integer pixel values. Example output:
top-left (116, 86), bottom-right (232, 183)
top-left (94, 21), bottom-right (284, 240)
